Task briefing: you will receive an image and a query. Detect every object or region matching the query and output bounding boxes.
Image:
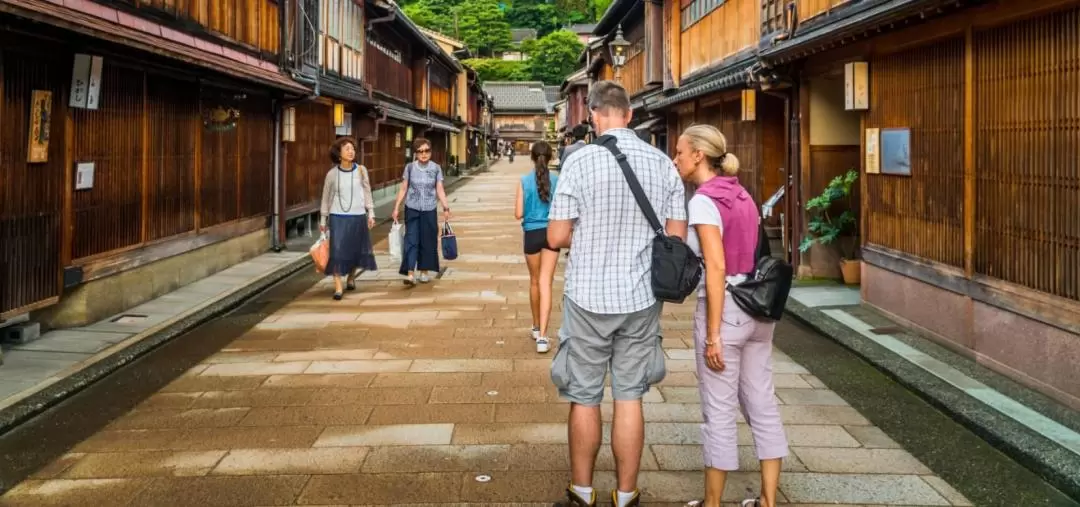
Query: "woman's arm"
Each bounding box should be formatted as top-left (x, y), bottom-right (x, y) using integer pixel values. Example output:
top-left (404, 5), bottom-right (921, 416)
top-left (392, 164), bottom-right (410, 221)
top-left (361, 165), bottom-right (375, 218)
top-left (697, 223), bottom-right (727, 351)
top-left (319, 170), bottom-right (334, 231)
top-left (514, 181), bottom-right (524, 220)
top-left (436, 181), bottom-right (451, 220)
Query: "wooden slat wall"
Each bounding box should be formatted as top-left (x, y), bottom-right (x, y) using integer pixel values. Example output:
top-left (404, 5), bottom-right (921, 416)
top-left (680, 0), bottom-right (758, 80)
top-left (200, 108), bottom-right (241, 228)
top-left (973, 7), bottom-right (1080, 301)
top-left (0, 48), bottom-right (64, 315)
top-left (368, 124), bottom-right (405, 188)
top-left (146, 75), bottom-right (197, 240)
top-left (286, 102), bottom-right (336, 208)
top-left (623, 51), bottom-right (646, 97)
top-left (428, 133), bottom-right (448, 168)
top-left (795, 0), bottom-right (851, 23)
top-left (71, 63), bottom-right (144, 259)
top-left (139, 0), bottom-right (280, 55)
top-left (865, 37), bottom-right (965, 267)
top-left (431, 85), bottom-right (452, 118)
top-left (240, 98), bottom-right (274, 219)
top-left (366, 38), bottom-right (413, 104)
top-left (700, 97), bottom-right (760, 202)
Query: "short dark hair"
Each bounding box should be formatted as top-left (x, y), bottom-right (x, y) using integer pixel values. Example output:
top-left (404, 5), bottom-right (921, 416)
top-left (571, 124), bottom-right (590, 141)
top-left (587, 80), bottom-right (630, 114)
top-left (329, 137), bottom-right (357, 164)
top-left (413, 137), bottom-right (431, 151)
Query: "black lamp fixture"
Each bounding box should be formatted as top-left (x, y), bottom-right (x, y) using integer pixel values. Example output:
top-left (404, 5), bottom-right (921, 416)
top-left (608, 25), bottom-right (630, 70)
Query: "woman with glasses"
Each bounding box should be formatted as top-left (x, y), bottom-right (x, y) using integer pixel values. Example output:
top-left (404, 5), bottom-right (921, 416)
top-left (392, 137), bottom-right (452, 285)
top-left (319, 137), bottom-right (377, 300)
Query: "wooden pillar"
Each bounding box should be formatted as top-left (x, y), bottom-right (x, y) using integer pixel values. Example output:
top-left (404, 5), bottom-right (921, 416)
top-left (140, 72), bottom-right (150, 243)
top-left (645, 0), bottom-right (664, 86)
top-left (963, 26), bottom-right (975, 278)
top-left (194, 89), bottom-right (203, 233)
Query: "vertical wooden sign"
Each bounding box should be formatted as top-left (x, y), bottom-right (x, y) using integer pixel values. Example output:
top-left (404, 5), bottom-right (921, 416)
top-left (741, 89), bottom-right (757, 121)
top-left (865, 127), bottom-right (880, 174)
top-left (844, 61), bottom-right (869, 111)
top-left (28, 90), bottom-right (52, 163)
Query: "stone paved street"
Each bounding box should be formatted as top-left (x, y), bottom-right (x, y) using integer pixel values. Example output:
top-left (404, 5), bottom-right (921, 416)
top-left (0, 158), bottom-right (973, 506)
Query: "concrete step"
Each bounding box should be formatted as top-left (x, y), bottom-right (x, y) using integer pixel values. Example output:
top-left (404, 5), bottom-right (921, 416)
top-left (2, 322), bottom-right (41, 346)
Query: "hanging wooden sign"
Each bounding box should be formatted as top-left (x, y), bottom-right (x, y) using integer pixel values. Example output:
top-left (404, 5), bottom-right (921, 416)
top-left (28, 90), bottom-right (52, 163)
top-left (844, 61), bottom-right (869, 111)
top-left (741, 89), bottom-right (757, 122)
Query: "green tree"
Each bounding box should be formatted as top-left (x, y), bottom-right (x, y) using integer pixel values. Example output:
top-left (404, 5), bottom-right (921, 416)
top-left (464, 58), bottom-right (531, 81)
top-left (456, 0), bottom-right (513, 56)
top-left (403, 0), bottom-right (460, 35)
top-left (506, 3), bottom-right (561, 36)
top-left (593, 0), bottom-right (613, 20)
top-left (527, 29), bottom-right (585, 85)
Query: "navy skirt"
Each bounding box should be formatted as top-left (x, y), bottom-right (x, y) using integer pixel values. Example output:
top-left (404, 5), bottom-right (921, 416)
top-left (399, 206), bottom-right (440, 275)
top-left (326, 214), bottom-right (377, 276)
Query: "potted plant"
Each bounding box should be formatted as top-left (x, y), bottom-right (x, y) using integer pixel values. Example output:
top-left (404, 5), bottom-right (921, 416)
top-left (799, 169), bottom-right (861, 284)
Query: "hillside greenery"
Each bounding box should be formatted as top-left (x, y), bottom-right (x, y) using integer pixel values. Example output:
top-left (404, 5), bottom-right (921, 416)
top-left (401, 0), bottom-right (602, 85)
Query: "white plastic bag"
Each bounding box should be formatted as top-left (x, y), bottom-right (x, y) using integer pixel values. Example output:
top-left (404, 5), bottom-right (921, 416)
top-left (389, 222), bottom-right (404, 262)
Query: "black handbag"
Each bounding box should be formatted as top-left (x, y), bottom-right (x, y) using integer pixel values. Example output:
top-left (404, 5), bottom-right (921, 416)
top-left (726, 207), bottom-right (793, 321)
top-left (594, 135), bottom-right (702, 304)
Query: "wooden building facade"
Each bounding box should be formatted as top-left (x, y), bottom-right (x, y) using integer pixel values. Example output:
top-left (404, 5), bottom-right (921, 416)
top-left (587, 0), bottom-right (1080, 408)
top-left (0, 0), bottom-right (492, 329)
top-left (484, 81), bottom-right (555, 154)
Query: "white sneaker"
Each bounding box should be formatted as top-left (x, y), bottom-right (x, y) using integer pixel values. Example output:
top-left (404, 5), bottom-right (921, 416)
top-left (418, 273), bottom-right (431, 283)
top-left (531, 328), bottom-right (540, 341)
top-left (536, 337), bottom-right (550, 353)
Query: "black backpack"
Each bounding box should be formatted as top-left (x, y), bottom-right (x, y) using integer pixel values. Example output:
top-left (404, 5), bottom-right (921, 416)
top-left (726, 211), bottom-right (793, 321)
top-left (594, 135), bottom-right (702, 304)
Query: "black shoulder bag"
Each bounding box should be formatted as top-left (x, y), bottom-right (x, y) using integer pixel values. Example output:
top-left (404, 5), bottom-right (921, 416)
top-left (726, 207), bottom-right (794, 321)
top-left (594, 135), bottom-right (702, 304)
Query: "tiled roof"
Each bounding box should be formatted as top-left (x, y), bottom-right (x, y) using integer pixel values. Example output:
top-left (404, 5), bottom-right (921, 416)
top-left (483, 81), bottom-right (549, 112)
top-left (544, 86), bottom-right (561, 104)
top-left (568, 23), bottom-right (597, 34)
top-left (510, 28), bottom-right (538, 43)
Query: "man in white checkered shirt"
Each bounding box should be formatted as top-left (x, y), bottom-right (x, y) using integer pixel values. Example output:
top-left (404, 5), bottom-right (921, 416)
top-left (547, 81), bottom-right (688, 507)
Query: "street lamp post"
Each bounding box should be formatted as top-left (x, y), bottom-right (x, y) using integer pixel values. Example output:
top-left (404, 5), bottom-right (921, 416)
top-left (608, 25), bottom-right (630, 83)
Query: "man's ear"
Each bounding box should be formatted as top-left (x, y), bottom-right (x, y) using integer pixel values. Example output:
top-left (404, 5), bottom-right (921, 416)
top-left (624, 108), bottom-right (634, 124)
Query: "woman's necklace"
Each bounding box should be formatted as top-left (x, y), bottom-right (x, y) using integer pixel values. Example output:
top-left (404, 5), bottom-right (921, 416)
top-left (336, 164), bottom-right (355, 213)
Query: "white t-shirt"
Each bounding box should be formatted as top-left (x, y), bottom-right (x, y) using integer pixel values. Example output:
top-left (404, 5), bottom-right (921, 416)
top-left (687, 194), bottom-right (748, 296)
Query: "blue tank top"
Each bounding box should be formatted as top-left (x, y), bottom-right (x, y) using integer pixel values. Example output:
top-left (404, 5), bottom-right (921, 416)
top-left (521, 171), bottom-right (558, 232)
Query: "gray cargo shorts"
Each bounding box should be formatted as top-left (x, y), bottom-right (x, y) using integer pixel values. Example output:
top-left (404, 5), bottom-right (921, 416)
top-left (550, 297), bottom-right (666, 406)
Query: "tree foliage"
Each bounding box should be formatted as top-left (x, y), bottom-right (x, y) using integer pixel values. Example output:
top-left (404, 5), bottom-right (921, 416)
top-left (404, 0), bottom-right (595, 84)
top-left (456, 0), bottom-right (514, 56)
top-left (526, 29), bottom-right (585, 85)
top-left (464, 58), bottom-right (532, 82)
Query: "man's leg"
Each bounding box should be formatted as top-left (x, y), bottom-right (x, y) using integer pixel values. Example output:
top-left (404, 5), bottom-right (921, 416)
top-left (552, 298), bottom-right (615, 505)
top-left (609, 302), bottom-right (664, 505)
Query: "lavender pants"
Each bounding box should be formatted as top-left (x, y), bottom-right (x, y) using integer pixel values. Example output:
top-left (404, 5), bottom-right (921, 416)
top-left (694, 293), bottom-right (789, 470)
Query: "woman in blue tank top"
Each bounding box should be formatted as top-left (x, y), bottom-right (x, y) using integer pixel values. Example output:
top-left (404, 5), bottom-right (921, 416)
top-left (514, 141), bottom-right (560, 354)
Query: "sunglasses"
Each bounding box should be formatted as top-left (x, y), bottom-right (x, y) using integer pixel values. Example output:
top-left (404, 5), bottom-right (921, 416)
top-left (416, 148), bottom-right (431, 154)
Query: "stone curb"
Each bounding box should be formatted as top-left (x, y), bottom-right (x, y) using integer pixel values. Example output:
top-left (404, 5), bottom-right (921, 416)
top-left (0, 254), bottom-right (312, 436)
top-left (783, 299), bottom-right (1080, 500)
top-left (0, 161), bottom-right (492, 437)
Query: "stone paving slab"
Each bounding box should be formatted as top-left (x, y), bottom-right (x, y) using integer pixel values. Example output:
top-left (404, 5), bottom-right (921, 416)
top-left (0, 159), bottom-right (973, 506)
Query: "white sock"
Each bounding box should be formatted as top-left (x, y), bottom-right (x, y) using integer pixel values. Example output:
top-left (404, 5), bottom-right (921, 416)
top-left (571, 484), bottom-right (593, 501)
top-left (616, 490), bottom-right (637, 507)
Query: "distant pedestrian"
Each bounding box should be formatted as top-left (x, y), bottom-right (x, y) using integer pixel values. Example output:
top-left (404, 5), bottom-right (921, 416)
top-left (547, 80), bottom-right (688, 507)
top-left (392, 138), bottom-right (452, 286)
top-left (514, 141), bottom-right (560, 354)
top-left (560, 123), bottom-right (590, 166)
top-left (674, 124), bottom-right (788, 507)
top-left (319, 137), bottom-right (377, 300)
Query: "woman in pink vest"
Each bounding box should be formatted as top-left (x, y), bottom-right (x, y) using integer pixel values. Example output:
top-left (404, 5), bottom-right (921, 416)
top-left (674, 125), bottom-right (788, 507)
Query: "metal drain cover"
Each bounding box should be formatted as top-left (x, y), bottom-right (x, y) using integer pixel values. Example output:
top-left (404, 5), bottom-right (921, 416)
top-left (475, 475), bottom-right (491, 482)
